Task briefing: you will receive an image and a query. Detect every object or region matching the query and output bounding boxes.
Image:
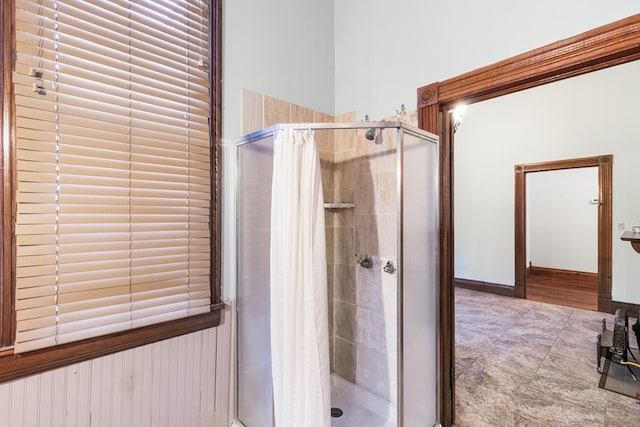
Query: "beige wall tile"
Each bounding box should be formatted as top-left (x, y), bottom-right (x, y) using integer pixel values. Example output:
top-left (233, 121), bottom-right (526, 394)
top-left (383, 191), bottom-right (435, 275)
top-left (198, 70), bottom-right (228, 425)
top-left (334, 152), bottom-right (356, 190)
top-left (355, 214), bottom-right (378, 255)
top-left (240, 89), bottom-right (264, 135)
top-left (334, 301), bottom-right (356, 343)
top-left (375, 214), bottom-right (397, 257)
top-left (334, 264), bottom-right (356, 304)
top-left (335, 111), bottom-right (356, 123)
top-left (355, 257), bottom-right (383, 309)
top-left (325, 227), bottom-right (334, 264)
top-left (375, 171), bottom-right (397, 215)
top-left (330, 337), bottom-right (335, 373)
top-left (314, 112), bottom-right (334, 123)
top-left (336, 129), bottom-right (357, 152)
top-left (333, 337), bottom-right (356, 382)
top-left (368, 150), bottom-right (396, 174)
top-left (334, 209), bottom-right (354, 227)
top-left (263, 95), bottom-right (291, 127)
top-left (334, 187), bottom-right (354, 204)
top-left (355, 342), bottom-right (394, 401)
top-left (329, 300), bottom-right (334, 339)
top-left (319, 150), bottom-right (335, 189)
top-left (323, 186), bottom-right (334, 204)
top-left (355, 214), bottom-right (397, 257)
top-left (324, 210), bottom-right (335, 227)
top-left (355, 172), bottom-right (375, 215)
top-left (327, 264), bottom-right (334, 302)
top-left (328, 264), bottom-right (334, 338)
top-left (334, 226), bottom-right (355, 265)
top-left (316, 129), bottom-right (335, 153)
top-left (291, 103), bottom-right (314, 123)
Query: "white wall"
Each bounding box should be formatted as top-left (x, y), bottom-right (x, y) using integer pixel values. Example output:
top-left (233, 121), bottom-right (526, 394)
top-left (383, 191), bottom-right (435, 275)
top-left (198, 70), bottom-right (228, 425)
top-left (454, 61), bottom-right (640, 304)
top-left (222, 2), bottom-right (639, 301)
top-left (334, 0), bottom-right (638, 120)
top-left (222, 0), bottom-right (335, 140)
top-left (0, 309), bottom-right (233, 427)
top-left (527, 168), bottom-right (598, 273)
top-left (221, 0), bottom-right (336, 302)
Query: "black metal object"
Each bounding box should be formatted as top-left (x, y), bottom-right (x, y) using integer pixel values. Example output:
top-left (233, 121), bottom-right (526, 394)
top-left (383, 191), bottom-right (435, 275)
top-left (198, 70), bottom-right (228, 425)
top-left (632, 311), bottom-right (640, 351)
top-left (331, 407), bottom-right (343, 418)
top-left (597, 309), bottom-right (638, 380)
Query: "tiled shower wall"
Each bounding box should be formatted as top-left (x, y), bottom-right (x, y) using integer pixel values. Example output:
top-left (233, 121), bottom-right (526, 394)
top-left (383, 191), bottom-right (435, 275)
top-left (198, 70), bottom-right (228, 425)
top-left (352, 111), bottom-right (418, 403)
top-left (241, 90), bottom-right (417, 403)
top-left (329, 113), bottom-right (358, 383)
top-left (241, 90), bottom-right (356, 383)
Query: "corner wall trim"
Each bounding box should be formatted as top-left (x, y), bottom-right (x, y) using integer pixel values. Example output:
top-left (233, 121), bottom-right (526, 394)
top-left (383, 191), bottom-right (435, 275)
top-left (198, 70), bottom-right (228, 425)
top-left (454, 278), bottom-right (516, 298)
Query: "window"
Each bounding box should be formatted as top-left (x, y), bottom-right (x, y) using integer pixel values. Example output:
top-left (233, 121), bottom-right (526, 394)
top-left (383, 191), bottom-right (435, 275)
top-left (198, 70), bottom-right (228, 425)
top-left (0, 0), bottom-right (221, 380)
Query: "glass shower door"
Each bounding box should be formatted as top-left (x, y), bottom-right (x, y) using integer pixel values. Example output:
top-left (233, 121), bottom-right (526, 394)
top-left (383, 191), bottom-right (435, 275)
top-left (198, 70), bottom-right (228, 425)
top-left (236, 135), bottom-right (275, 427)
top-left (400, 130), bottom-right (439, 425)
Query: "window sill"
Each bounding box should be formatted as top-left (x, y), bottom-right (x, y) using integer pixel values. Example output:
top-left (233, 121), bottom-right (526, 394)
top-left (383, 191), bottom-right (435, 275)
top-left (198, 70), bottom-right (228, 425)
top-left (0, 303), bottom-right (225, 384)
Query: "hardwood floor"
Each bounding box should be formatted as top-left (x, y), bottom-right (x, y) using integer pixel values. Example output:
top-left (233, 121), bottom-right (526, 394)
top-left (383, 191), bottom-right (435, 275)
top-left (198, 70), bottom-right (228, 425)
top-left (526, 266), bottom-right (598, 311)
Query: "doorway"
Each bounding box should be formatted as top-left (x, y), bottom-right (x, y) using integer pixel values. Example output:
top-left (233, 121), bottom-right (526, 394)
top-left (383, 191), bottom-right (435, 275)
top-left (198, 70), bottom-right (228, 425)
top-left (417, 15), bottom-right (639, 426)
top-left (514, 155), bottom-right (612, 311)
top-left (514, 157), bottom-right (612, 311)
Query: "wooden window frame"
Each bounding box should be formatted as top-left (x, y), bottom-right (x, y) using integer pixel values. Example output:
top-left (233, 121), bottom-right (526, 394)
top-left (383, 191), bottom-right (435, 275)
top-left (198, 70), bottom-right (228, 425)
top-left (0, 0), bottom-right (223, 383)
top-left (416, 14), bottom-right (640, 427)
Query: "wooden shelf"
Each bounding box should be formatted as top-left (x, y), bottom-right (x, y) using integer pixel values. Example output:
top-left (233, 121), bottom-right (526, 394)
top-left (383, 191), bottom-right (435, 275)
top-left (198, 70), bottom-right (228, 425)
top-left (620, 231), bottom-right (640, 254)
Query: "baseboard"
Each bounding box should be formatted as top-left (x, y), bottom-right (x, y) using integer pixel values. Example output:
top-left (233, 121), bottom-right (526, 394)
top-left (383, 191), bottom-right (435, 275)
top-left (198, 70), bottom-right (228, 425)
top-left (610, 300), bottom-right (640, 316)
top-left (527, 265), bottom-right (598, 282)
top-left (454, 278), bottom-right (515, 297)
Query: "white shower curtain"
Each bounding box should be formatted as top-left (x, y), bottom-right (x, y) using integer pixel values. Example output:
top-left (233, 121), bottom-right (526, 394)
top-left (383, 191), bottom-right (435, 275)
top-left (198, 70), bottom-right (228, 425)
top-left (270, 128), bottom-right (331, 427)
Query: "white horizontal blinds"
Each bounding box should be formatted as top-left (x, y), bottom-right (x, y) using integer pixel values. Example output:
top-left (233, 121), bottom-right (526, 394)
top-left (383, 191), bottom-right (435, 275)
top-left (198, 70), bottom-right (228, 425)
top-left (14, 0), bottom-right (212, 353)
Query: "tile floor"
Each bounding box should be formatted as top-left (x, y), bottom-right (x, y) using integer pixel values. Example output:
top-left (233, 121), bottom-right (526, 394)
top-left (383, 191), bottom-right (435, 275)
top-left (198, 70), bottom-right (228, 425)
top-left (454, 287), bottom-right (640, 426)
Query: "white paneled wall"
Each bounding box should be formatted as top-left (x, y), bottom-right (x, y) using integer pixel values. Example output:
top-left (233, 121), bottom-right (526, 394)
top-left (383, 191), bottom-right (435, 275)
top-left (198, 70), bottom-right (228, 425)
top-left (0, 307), bottom-right (232, 427)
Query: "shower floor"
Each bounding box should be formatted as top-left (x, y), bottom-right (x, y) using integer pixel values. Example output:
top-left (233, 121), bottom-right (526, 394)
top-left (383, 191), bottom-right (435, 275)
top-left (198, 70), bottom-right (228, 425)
top-left (330, 374), bottom-right (396, 427)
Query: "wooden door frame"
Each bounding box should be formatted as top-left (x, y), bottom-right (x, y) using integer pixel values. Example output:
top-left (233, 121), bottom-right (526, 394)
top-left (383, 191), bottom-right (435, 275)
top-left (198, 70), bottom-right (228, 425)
top-left (514, 155), bottom-right (613, 308)
top-left (416, 14), bottom-right (640, 427)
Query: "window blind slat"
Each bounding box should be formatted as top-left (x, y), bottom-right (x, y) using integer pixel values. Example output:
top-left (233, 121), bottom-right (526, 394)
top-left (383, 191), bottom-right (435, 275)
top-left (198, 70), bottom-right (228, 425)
top-left (14, 0), bottom-right (212, 354)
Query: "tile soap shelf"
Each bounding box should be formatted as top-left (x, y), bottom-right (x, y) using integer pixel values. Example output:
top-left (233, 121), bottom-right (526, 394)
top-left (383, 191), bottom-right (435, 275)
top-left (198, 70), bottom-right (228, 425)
top-left (324, 203), bottom-right (355, 210)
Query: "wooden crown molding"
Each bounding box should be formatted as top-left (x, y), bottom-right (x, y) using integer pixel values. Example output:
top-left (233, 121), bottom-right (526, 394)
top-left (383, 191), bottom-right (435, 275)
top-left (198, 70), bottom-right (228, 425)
top-left (439, 14), bottom-right (640, 107)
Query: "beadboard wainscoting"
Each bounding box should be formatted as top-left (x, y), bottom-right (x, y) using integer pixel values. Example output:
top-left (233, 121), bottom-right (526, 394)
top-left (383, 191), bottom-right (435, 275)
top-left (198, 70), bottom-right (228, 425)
top-left (0, 306), bottom-right (232, 427)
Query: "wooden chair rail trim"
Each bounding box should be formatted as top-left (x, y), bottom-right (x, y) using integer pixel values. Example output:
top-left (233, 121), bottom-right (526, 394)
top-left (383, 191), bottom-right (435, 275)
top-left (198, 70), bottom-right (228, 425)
top-left (0, 305), bottom-right (223, 384)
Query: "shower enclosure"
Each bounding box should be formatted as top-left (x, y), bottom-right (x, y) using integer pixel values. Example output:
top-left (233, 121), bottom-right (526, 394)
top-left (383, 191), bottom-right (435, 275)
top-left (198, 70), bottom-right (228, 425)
top-left (235, 122), bottom-right (439, 426)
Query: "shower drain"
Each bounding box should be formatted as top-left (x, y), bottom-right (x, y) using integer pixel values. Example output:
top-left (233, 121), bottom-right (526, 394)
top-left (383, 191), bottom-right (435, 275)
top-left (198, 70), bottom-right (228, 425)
top-left (330, 407), bottom-right (343, 418)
